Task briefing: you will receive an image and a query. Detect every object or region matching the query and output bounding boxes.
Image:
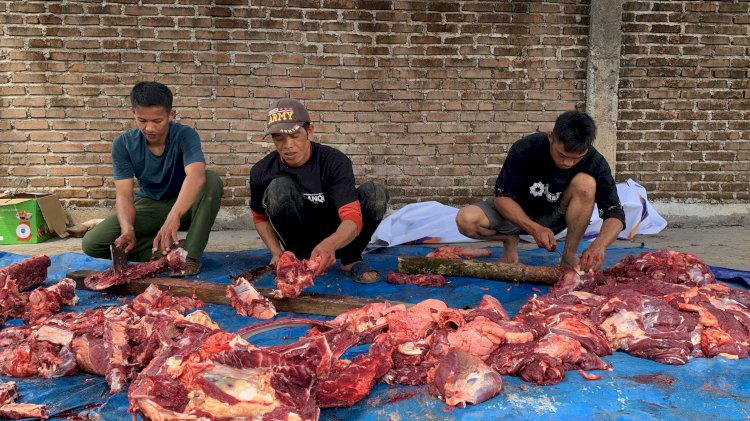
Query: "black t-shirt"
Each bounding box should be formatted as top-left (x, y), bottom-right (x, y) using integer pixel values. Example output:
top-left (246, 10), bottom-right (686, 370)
top-left (494, 132), bottom-right (625, 225)
top-left (250, 142), bottom-right (358, 217)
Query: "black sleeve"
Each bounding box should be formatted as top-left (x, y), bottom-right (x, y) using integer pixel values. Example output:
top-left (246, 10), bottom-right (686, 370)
top-left (592, 157), bottom-right (626, 227)
top-left (324, 150), bottom-right (358, 208)
top-left (249, 165), bottom-right (266, 215)
top-left (494, 145), bottom-right (526, 199)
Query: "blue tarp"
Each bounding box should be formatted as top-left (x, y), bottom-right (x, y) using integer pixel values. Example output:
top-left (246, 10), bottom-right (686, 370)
top-left (1, 243), bottom-right (749, 420)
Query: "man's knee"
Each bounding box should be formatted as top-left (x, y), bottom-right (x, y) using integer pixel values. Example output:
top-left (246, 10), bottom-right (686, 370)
top-left (81, 231), bottom-right (108, 258)
top-left (358, 181), bottom-right (389, 221)
top-left (455, 206), bottom-right (480, 237)
top-left (568, 173), bottom-right (596, 201)
top-left (204, 170), bottom-right (224, 199)
top-left (264, 176), bottom-right (303, 215)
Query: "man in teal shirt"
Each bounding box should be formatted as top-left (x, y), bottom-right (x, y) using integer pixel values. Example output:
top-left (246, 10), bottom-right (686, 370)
top-left (82, 82), bottom-right (223, 276)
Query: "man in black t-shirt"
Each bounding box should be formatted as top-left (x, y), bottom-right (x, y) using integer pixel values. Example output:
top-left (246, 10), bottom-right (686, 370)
top-left (250, 99), bottom-right (389, 283)
top-left (456, 111), bottom-right (625, 272)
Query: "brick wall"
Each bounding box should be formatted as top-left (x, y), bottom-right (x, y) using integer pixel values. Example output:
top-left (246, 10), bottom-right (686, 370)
top-left (618, 1), bottom-right (750, 202)
top-left (0, 1), bottom-right (747, 214)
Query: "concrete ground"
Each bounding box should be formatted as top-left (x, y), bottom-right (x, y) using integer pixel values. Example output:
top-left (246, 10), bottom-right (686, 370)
top-left (1, 223), bottom-right (748, 271)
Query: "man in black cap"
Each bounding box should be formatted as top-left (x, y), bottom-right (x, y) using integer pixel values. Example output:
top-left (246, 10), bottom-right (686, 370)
top-left (250, 98), bottom-right (389, 283)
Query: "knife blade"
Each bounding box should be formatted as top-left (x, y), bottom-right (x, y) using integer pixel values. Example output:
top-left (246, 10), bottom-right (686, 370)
top-left (110, 243), bottom-right (128, 274)
top-left (232, 264), bottom-right (275, 284)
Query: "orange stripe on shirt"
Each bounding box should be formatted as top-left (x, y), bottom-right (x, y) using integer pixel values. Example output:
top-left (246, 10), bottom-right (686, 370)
top-left (338, 200), bottom-right (363, 233)
top-left (251, 209), bottom-right (270, 224)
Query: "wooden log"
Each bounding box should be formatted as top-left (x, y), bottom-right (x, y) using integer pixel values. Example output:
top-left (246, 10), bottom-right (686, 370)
top-left (397, 256), bottom-right (563, 285)
top-left (66, 270), bottom-right (396, 317)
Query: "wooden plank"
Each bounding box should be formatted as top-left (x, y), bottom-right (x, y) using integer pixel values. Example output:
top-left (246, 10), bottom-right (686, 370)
top-left (66, 270), bottom-right (395, 317)
top-left (397, 256), bottom-right (563, 285)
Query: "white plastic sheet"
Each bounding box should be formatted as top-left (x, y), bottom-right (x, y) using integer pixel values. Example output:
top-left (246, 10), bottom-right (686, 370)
top-left (367, 179), bottom-right (667, 251)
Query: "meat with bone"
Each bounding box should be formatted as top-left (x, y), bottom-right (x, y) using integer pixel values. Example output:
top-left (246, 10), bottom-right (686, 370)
top-left (129, 327), bottom-right (328, 420)
top-left (83, 248), bottom-right (187, 290)
top-left (426, 246), bottom-right (492, 259)
top-left (23, 278), bottom-right (78, 326)
top-left (0, 380), bottom-right (48, 420)
top-left (0, 403), bottom-right (49, 420)
top-left (427, 348), bottom-right (503, 407)
top-left (273, 251), bottom-right (322, 299)
top-left (386, 271), bottom-right (447, 287)
top-left (0, 255), bottom-right (51, 291)
top-left (226, 276), bottom-right (277, 319)
top-left (0, 325), bottom-right (77, 379)
top-left (0, 381), bottom-right (17, 405)
top-left (0, 284), bottom-right (205, 396)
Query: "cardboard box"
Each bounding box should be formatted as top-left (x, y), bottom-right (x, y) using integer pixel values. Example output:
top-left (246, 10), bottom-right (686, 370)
top-left (0, 192), bottom-right (68, 244)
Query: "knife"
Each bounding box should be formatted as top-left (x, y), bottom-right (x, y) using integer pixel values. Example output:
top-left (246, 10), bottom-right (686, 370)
top-left (232, 264), bottom-right (275, 284)
top-left (110, 243), bottom-right (128, 274)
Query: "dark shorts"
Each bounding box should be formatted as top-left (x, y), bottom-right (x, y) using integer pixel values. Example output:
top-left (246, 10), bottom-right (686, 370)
top-left (475, 197), bottom-right (568, 235)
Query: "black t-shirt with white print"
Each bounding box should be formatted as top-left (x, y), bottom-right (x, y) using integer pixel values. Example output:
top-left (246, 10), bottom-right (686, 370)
top-left (249, 142), bottom-right (358, 218)
top-left (494, 132), bottom-right (626, 226)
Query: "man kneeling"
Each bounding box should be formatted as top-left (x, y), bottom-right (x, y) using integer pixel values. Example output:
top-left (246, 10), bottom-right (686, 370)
top-left (82, 82), bottom-right (223, 276)
top-left (250, 99), bottom-right (388, 283)
top-left (456, 111), bottom-right (625, 272)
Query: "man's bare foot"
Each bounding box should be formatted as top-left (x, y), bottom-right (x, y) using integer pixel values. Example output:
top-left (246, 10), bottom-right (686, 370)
top-left (340, 262), bottom-right (379, 283)
top-left (498, 235), bottom-right (520, 264)
top-left (560, 251), bottom-right (579, 269)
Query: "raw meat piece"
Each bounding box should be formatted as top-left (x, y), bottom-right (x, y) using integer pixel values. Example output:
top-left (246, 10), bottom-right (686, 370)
top-left (603, 249), bottom-right (715, 286)
top-left (386, 271), bottom-right (447, 287)
top-left (578, 370), bottom-right (602, 380)
top-left (0, 255), bottom-right (51, 291)
top-left (0, 403), bottom-right (49, 420)
top-left (0, 278), bottom-right (26, 326)
top-left (428, 348), bottom-right (503, 407)
top-left (446, 317), bottom-right (536, 360)
top-left (317, 354), bottom-right (385, 408)
top-left (488, 333), bottom-right (610, 386)
top-left (316, 302), bottom-right (405, 335)
top-left (0, 381), bottom-right (17, 405)
top-left (23, 278), bottom-right (78, 325)
top-left (131, 283), bottom-right (201, 316)
top-left (226, 276), bottom-right (277, 319)
top-left (272, 251), bottom-right (322, 299)
top-left (596, 290), bottom-right (695, 365)
top-left (426, 246), bottom-right (492, 259)
top-left (71, 332), bottom-right (108, 376)
top-left (462, 295), bottom-right (510, 324)
top-left (546, 312), bottom-right (611, 356)
top-left (83, 248), bottom-right (188, 290)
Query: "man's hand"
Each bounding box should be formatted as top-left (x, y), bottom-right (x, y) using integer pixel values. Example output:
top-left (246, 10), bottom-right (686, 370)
top-left (579, 245), bottom-right (605, 272)
top-left (529, 225), bottom-right (557, 252)
top-left (153, 212), bottom-right (181, 256)
top-left (114, 228), bottom-right (136, 254)
top-left (310, 238), bottom-right (337, 276)
top-left (269, 251), bottom-right (283, 268)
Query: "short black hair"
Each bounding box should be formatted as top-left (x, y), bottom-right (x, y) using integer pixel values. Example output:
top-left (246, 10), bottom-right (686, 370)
top-left (552, 111), bottom-right (597, 153)
top-left (130, 81), bottom-right (173, 112)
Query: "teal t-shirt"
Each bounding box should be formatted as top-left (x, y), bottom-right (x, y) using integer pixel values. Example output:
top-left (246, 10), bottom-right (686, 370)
top-left (112, 121), bottom-right (205, 200)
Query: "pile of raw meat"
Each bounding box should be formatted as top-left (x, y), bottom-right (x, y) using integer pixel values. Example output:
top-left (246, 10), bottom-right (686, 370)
top-left (1, 249), bottom-right (748, 420)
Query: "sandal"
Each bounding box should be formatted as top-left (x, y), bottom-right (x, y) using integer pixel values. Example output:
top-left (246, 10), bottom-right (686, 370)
top-left (170, 257), bottom-right (201, 278)
top-left (340, 261), bottom-right (380, 284)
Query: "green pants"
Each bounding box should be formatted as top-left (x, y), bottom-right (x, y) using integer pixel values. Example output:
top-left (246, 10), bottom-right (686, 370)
top-left (82, 171), bottom-right (223, 262)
